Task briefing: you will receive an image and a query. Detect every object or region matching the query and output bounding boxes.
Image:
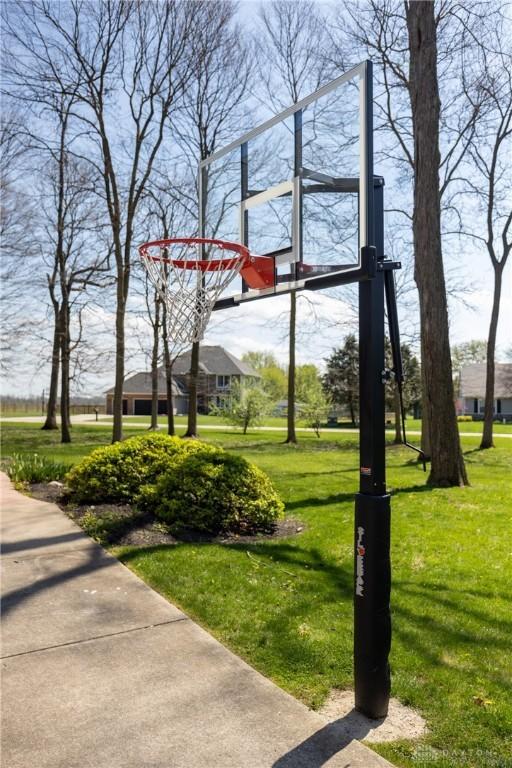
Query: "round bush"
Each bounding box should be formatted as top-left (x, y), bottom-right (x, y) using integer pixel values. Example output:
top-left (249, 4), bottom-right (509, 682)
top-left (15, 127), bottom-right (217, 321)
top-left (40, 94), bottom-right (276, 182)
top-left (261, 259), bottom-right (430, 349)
top-left (66, 433), bottom-right (217, 505)
top-left (151, 451), bottom-right (284, 535)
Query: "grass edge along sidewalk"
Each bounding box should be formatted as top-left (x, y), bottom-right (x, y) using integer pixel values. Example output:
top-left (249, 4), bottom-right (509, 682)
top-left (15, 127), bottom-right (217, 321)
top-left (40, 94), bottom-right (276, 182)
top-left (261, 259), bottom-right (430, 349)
top-left (1, 423), bottom-right (511, 768)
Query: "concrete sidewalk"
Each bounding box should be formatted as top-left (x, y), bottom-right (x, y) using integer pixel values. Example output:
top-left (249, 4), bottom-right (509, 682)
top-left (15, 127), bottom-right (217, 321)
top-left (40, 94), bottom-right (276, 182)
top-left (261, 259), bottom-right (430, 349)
top-left (0, 473), bottom-right (393, 768)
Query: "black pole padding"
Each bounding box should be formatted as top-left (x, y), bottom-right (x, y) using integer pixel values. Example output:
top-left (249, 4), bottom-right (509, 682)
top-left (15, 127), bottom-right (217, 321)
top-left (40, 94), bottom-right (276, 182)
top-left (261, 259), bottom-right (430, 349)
top-left (354, 492), bottom-right (391, 719)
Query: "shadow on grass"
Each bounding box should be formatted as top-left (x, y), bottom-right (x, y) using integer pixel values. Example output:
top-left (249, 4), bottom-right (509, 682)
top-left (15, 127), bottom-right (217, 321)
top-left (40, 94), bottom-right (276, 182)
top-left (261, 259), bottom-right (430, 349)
top-left (121, 540), bottom-right (353, 598)
top-left (230, 541), bottom-right (352, 588)
top-left (224, 438), bottom-right (362, 454)
top-left (397, 580), bottom-right (512, 634)
top-left (212, 439), bottom-right (295, 451)
top-left (284, 492), bottom-right (356, 511)
top-left (284, 482), bottom-right (434, 513)
top-left (292, 468), bottom-right (359, 479)
top-left (120, 533), bottom-right (512, 704)
top-left (389, 483), bottom-right (432, 496)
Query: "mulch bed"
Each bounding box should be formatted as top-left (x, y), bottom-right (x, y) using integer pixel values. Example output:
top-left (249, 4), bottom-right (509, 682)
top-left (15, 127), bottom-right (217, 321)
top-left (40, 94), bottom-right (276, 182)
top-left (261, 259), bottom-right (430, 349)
top-left (28, 482), bottom-right (305, 548)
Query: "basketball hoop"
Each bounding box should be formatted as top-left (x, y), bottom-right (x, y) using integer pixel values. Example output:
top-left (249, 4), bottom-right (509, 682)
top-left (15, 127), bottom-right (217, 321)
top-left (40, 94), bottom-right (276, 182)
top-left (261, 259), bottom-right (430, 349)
top-left (138, 237), bottom-right (274, 345)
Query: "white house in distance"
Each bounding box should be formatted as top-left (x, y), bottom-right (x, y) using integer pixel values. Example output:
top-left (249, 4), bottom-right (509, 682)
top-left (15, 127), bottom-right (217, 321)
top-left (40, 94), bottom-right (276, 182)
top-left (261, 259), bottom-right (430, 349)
top-left (459, 363), bottom-right (512, 421)
top-left (105, 345), bottom-right (259, 416)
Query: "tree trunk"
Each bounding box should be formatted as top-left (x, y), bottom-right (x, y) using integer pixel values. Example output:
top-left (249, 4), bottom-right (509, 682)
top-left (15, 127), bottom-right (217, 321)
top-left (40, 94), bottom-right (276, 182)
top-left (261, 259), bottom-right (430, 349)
top-left (161, 308), bottom-right (175, 436)
top-left (349, 401), bottom-right (356, 427)
top-left (150, 294), bottom-right (160, 431)
top-left (165, 363), bottom-right (175, 437)
top-left (406, 1), bottom-right (468, 486)
top-left (60, 304), bottom-right (71, 444)
top-left (285, 291), bottom-right (297, 444)
top-left (420, 363), bottom-right (431, 461)
top-left (480, 267), bottom-right (503, 448)
top-left (42, 309), bottom-right (60, 430)
top-left (112, 253), bottom-right (127, 443)
top-left (394, 388), bottom-right (402, 444)
top-left (185, 341), bottom-right (199, 438)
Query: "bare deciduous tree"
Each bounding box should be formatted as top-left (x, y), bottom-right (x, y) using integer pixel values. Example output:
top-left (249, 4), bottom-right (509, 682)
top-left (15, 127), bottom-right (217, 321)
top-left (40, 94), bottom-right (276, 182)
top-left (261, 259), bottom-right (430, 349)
top-left (2, 18), bottom-right (113, 441)
top-left (257, 0), bottom-right (330, 445)
top-left (44, 154), bottom-right (110, 441)
top-left (332, 0), bottom-right (497, 484)
top-left (149, 290), bottom-right (162, 432)
top-left (0, 111), bottom-right (39, 376)
top-left (139, 174), bottom-right (191, 435)
top-left (170, 0), bottom-right (251, 438)
top-left (3, 0), bottom-right (206, 442)
top-left (405, 1), bottom-right (467, 485)
top-left (462, 36), bottom-right (511, 448)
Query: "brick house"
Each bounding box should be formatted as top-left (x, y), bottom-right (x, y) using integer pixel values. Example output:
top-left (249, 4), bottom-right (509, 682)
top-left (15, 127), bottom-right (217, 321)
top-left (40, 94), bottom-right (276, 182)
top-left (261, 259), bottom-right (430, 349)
top-left (105, 346), bottom-right (259, 416)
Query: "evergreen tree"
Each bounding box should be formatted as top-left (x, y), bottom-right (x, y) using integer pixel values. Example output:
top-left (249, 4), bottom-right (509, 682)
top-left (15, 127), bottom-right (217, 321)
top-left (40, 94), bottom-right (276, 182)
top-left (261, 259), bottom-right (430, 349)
top-left (323, 335), bottom-right (359, 426)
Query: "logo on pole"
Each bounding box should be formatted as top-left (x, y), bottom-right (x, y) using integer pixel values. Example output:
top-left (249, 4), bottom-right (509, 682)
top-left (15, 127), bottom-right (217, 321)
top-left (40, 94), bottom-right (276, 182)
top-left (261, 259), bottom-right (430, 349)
top-left (356, 526), bottom-right (365, 596)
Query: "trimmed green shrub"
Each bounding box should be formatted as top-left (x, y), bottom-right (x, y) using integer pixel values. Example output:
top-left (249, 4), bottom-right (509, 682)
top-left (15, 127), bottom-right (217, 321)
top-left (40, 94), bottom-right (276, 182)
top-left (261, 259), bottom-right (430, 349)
top-left (5, 453), bottom-right (70, 484)
top-left (457, 415), bottom-right (473, 422)
top-left (151, 452), bottom-right (284, 535)
top-left (66, 433), bottom-right (217, 504)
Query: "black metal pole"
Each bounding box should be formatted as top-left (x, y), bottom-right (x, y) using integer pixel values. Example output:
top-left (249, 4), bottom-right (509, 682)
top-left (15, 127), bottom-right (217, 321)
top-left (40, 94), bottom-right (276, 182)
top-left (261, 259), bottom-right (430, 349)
top-left (293, 109), bottom-right (303, 279)
top-left (354, 63), bottom-right (391, 719)
top-left (355, 181), bottom-right (391, 718)
top-left (241, 142), bottom-right (249, 292)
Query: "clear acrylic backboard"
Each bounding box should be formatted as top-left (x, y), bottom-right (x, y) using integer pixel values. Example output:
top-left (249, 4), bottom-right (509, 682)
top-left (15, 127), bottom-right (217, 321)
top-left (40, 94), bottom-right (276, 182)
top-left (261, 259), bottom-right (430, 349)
top-left (199, 60), bottom-right (376, 309)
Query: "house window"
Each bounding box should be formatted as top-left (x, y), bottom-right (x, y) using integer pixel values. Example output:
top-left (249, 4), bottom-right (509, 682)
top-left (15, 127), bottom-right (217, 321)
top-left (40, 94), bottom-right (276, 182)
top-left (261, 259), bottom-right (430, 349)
top-left (217, 375), bottom-right (230, 390)
top-left (473, 398), bottom-right (478, 414)
top-left (497, 399), bottom-right (501, 414)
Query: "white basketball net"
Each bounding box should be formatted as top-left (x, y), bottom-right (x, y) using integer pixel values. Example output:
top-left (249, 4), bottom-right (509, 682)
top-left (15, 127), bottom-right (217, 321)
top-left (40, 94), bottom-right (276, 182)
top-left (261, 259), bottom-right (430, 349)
top-left (139, 239), bottom-right (247, 345)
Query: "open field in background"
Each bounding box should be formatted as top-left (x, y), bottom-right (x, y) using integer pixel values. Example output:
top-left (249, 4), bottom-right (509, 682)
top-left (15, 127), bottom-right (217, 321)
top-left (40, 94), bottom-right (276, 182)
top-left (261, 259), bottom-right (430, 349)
top-left (98, 414), bottom-right (299, 428)
top-left (1, 423), bottom-right (511, 768)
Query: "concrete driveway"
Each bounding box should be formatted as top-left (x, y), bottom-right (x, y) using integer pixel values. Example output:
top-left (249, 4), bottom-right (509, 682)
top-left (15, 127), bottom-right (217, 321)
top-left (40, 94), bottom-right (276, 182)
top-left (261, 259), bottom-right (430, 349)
top-left (0, 473), bottom-right (393, 767)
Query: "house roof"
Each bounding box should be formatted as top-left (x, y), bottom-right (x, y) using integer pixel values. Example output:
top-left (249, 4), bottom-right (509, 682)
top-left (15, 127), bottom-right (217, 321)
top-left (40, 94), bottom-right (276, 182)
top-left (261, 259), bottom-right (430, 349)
top-left (171, 346), bottom-right (260, 377)
top-left (105, 346), bottom-right (259, 396)
top-left (105, 371), bottom-right (186, 397)
top-left (460, 363), bottom-right (512, 398)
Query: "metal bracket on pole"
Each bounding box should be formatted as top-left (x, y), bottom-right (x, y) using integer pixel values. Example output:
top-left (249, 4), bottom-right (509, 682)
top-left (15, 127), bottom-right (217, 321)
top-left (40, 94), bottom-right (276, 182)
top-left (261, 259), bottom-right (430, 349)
top-left (377, 260), bottom-right (401, 271)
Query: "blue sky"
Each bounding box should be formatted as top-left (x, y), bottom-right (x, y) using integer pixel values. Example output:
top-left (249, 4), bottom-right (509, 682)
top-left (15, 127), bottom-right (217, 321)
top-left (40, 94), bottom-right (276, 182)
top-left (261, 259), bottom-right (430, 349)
top-left (2, 1), bottom-right (510, 398)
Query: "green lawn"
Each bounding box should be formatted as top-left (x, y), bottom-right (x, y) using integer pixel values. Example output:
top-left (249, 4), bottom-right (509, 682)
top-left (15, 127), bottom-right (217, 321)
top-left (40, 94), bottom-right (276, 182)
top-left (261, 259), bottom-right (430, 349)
top-left (98, 414), bottom-right (296, 427)
top-left (95, 413), bottom-right (512, 435)
top-left (396, 418), bottom-right (512, 435)
top-left (1, 423), bottom-right (511, 767)
top-left (97, 414), bottom-right (352, 430)
top-left (0, 423), bottom-right (145, 464)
